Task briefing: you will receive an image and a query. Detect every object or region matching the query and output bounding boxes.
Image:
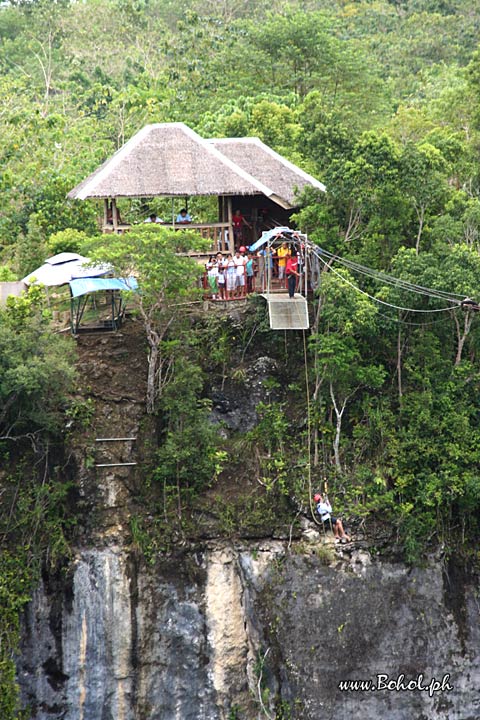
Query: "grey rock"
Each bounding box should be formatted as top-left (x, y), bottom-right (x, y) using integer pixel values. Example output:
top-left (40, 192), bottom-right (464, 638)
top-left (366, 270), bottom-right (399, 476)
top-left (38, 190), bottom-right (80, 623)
top-left (17, 544), bottom-right (480, 720)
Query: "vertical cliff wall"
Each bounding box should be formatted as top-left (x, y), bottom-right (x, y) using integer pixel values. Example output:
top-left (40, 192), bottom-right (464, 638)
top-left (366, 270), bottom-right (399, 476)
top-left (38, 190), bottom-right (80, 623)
top-left (17, 539), bottom-right (480, 720)
top-left (15, 318), bottom-right (480, 719)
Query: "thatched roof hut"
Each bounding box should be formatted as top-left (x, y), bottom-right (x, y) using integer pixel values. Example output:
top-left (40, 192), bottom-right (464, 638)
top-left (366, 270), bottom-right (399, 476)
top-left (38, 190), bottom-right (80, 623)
top-left (208, 137), bottom-right (326, 208)
top-left (67, 122), bottom-right (326, 252)
top-left (68, 122), bottom-right (287, 205)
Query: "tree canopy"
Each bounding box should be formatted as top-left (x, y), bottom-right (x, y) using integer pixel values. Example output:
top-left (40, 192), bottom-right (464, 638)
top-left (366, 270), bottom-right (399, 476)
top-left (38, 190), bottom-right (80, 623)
top-left (1, 0), bottom-right (480, 576)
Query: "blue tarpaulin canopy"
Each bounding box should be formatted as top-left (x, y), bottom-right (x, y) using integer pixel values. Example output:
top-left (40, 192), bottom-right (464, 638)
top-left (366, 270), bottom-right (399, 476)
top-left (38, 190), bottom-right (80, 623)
top-left (248, 227), bottom-right (299, 252)
top-left (69, 277), bottom-right (138, 298)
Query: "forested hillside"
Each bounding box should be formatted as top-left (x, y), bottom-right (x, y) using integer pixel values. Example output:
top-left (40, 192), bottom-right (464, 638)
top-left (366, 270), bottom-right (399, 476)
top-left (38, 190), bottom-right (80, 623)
top-left (2, 0), bottom-right (480, 543)
top-left (2, 1), bottom-right (480, 717)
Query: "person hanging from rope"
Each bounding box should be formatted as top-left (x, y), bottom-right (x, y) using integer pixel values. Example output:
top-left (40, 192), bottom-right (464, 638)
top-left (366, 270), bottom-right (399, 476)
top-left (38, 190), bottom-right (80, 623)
top-left (313, 492), bottom-right (351, 543)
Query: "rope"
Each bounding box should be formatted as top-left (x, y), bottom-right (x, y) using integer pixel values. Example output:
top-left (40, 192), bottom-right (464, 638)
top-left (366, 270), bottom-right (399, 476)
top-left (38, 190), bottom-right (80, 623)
top-left (314, 246), bottom-right (466, 302)
top-left (313, 250), bottom-right (460, 314)
top-left (303, 327), bottom-right (322, 527)
top-left (375, 309), bottom-right (454, 327)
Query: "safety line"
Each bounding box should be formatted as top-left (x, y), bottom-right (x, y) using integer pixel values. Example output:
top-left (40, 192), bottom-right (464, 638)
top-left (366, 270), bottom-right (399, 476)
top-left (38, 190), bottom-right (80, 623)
top-left (313, 250), bottom-right (460, 314)
top-left (315, 246), bottom-right (466, 302)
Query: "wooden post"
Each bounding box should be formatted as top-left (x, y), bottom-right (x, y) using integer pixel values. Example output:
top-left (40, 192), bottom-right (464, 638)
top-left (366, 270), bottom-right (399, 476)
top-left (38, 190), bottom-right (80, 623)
top-left (227, 197), bottom-right (234, 254)
top-left (217, 196), bottom-right (223, 252)
top-left (103, 199), bottom-right (109, 230)
top-left (112, 198), bottom-right (118, 232)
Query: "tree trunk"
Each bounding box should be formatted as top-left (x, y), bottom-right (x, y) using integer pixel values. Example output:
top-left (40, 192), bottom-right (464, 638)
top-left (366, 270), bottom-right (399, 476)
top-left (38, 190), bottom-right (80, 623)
top-left (453, 310), bottom-right (473, 366)
top-left (397, 322), bottom-right (404, 404)
top-left (330, 382), bottom-right (347, 474)
top-left (397, 326), bottom-right (402, 401)
top-left (415, 204), bottom-right (425, 255)
top-left (146, 342), bottom-right (158, 414)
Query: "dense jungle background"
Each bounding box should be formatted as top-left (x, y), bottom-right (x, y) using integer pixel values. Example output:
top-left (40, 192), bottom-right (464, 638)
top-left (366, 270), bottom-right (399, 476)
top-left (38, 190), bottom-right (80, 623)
top-left (2, 0), bottom-right (480, 718)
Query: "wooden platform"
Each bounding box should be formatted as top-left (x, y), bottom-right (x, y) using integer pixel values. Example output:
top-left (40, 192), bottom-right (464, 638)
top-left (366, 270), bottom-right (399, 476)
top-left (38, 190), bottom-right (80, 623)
top-left (261, 293), bottom-right (309, 330)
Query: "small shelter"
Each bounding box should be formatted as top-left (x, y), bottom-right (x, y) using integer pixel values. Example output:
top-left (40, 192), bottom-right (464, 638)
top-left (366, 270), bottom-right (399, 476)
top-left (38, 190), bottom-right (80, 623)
top-left (20, 252), bottom-right (133, 335)
top-left (22, 253), bottom-right (109, 286)
top-left (67, 123), bottom-right (325, 254)
top-left (69, 277), bottom-right (138, 335)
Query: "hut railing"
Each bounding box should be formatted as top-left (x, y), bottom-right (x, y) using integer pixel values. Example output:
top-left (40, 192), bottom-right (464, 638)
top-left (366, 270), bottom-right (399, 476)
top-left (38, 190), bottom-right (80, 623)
top-left (102, 221), bottom-right (232, 253)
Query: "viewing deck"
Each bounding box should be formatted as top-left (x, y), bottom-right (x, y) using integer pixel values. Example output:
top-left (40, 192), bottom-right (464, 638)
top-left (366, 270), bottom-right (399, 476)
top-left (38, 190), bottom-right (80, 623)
top-left (102, 221), bottom-right (234, 254)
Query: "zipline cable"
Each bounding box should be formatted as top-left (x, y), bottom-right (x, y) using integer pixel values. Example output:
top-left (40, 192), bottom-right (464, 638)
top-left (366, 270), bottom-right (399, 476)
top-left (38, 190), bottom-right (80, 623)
top-left (313, 246), bottom-right (466, 302)
top-left (374, 308), bottom-right (455, 327)
top-left (310, 244), bottom-right (463, 304)
top-left (313, 250), bottom-right (461, 314)
top-left (316, 252), bottom-right (464, 302)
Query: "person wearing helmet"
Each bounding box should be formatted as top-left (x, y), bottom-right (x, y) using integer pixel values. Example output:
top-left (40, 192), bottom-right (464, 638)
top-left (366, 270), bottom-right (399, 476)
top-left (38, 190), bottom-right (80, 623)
top-left (314, 493), bottom-right (350, 543)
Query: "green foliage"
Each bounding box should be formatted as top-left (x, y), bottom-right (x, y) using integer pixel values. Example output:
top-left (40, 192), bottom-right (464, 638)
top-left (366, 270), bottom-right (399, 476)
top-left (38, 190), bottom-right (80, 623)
top-left (153, 357), bottom-right (221, 495)
top-left (47, 228), bottom-right (91, 256)
top-left (0, 279), bottom-right (78, 716)
top-left (88, 225), bottom-right (208, 303)
top-left (0, 465), bottom-right (77, 718)
top-left (14, 213), bottom-right (46, 278)
top-left (130, 514), bottom-right (161, 564)
top-left (0, 551), bottom-right (31, 720)
top-left (88, 225), bottom-right (209, 412)
top-left (0, 287), bottom-right (76, 438)
top-left (65, 396), bottom-right (95, 430)
top-left (0, 266), bottom-right (17, 281)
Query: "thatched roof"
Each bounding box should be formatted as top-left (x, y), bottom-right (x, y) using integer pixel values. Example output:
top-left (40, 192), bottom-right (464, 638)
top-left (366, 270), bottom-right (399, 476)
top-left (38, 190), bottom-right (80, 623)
top-left (208, 137), bottom-right (326, 207)
top-left (68, 123), bottom-right (283, 203)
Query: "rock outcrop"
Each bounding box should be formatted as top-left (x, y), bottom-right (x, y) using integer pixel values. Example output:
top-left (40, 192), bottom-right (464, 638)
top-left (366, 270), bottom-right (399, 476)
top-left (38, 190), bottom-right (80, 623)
top-left (17, 539), bottom-right (480, 719)
top-left (15, 318), bottom-right (480, 720)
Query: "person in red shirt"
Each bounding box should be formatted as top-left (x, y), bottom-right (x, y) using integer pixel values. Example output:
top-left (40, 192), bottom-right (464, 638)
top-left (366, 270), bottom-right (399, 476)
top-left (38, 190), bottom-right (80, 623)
top-left (285, 252), bottom-right (300, 298)
top-left (232, 209), bottom-right (250, 244)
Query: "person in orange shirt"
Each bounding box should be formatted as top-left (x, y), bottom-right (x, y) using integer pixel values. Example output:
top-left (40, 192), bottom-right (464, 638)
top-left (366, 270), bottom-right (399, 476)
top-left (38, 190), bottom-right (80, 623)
top-left (276, 242), bottom-right (291, 280)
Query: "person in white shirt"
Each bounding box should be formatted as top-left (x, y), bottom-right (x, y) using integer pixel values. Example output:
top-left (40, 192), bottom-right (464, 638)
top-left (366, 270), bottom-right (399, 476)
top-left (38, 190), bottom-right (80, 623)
top-left (144, 213), bottom-right (162, 223)
top-left (314, 493), bottom-right (350, 542)
top-left (216, 252), bottom-right (226, 300)
top-left (225, 254), bottom-right (236, 300)
top-left (206, 255), bottom-right (219, 299)
top-left (233, 249), bottom-right (247, 298)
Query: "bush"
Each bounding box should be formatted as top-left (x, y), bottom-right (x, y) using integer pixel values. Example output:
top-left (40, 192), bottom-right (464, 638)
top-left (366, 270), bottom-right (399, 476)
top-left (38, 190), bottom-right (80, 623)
top-left (47, 228), bottom-right (91, 256)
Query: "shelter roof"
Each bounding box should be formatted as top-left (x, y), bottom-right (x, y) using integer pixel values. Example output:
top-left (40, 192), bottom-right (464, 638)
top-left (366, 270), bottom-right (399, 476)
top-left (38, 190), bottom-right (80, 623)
top-left (67, 123), bottom-right (281, 203)
top-left (249, 226), bottom-right (303, 252)
top-left (208, 137), bottom-right (326, 207)
top-left (69, 277), bottom-right (138, 298)
top-left (23, 254), bottom-right (110, 286)
top-left (46, 252), bottom-right (86, 265)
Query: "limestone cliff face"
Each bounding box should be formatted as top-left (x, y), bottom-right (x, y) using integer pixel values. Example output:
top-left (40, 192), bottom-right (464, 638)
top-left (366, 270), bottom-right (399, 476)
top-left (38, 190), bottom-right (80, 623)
top-left (17, 540), bottom-right (480, 720)
top-left (15, 319), bottom-right (480, 719)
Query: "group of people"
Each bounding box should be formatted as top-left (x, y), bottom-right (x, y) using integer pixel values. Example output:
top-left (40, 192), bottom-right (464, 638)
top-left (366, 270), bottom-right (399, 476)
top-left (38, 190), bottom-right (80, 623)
top-left (143, 208), bottom-right (192, 224)
top-left (205, 241), bottom-right (302, 301)
top-left (205, 249), bottom-right (255, 300)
